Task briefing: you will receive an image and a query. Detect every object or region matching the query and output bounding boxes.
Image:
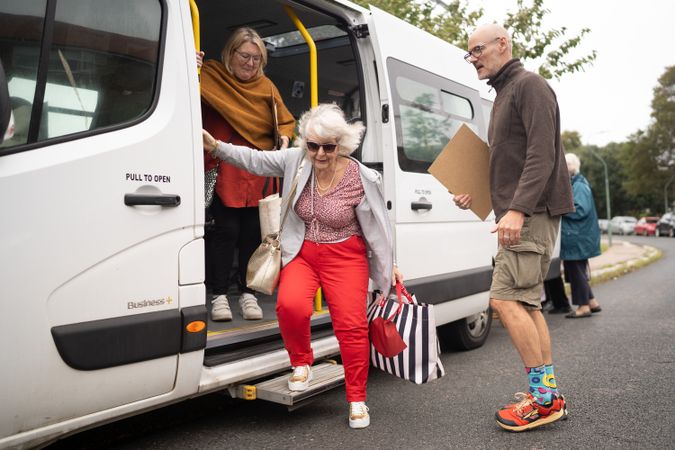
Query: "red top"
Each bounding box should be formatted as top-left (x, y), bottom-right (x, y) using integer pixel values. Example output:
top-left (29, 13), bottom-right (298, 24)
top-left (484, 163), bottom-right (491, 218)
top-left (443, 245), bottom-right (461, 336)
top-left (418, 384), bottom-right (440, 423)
top-left (203, 102), bottom-right (277, 207)
top-left (295, 160), bottom-right (364, 243)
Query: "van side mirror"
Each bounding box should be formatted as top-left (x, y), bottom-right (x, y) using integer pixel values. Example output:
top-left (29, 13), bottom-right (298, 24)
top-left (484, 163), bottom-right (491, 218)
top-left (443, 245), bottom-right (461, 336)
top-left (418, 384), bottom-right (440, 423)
top-left (0, 60), bottom-right (12, 144)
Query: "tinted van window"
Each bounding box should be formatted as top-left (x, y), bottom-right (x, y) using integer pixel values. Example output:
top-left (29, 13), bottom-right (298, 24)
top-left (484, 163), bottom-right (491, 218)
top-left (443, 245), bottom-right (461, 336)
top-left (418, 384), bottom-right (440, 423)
top-left (0, 0), bottom-right (162, 151)
top-left (388, 58), bottom-right (478, 173)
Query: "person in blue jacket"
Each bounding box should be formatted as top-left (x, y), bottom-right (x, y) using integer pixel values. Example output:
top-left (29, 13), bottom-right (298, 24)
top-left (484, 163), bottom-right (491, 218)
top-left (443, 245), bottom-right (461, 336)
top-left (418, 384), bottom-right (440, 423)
top-left (561, 153), bottom-right (602, 318)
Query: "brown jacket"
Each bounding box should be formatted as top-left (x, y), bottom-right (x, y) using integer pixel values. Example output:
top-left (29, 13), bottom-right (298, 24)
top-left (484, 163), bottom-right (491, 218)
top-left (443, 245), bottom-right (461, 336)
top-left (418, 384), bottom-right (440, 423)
top-left (487, 59), bottom-right (574, 222)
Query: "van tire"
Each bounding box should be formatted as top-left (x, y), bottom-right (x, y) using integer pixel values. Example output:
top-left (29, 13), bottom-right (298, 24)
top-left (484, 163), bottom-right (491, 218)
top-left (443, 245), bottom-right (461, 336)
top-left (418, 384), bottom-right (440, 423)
top-left (438, 307), bottom-right (492, 351)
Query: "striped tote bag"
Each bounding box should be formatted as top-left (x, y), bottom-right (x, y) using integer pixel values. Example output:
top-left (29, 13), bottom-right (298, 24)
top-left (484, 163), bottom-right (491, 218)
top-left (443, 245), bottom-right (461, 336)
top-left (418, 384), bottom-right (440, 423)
top-left (367, 283), bottom-right (445, 384)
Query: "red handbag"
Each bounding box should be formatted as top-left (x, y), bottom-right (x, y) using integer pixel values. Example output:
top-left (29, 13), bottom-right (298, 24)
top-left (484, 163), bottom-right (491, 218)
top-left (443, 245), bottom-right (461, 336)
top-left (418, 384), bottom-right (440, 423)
top-left (368, 283), bottom-right (408, 357)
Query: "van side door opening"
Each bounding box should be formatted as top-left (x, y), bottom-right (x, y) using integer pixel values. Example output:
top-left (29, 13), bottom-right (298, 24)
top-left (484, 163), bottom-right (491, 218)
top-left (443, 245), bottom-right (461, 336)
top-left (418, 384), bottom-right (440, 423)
top-left (195, 0), bottom-right (367, 357)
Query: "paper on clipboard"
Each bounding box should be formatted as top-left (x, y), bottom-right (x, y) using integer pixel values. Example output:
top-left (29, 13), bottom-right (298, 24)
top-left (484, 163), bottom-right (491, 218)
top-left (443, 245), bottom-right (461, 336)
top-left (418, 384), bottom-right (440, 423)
top-left (428, 124), bottom-right (492, 221)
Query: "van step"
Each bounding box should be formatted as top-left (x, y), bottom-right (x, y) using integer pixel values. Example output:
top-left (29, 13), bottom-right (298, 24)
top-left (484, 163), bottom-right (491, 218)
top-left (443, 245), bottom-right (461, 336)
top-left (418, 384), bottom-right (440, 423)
top-left (237, 362), bottom-right (344, 407)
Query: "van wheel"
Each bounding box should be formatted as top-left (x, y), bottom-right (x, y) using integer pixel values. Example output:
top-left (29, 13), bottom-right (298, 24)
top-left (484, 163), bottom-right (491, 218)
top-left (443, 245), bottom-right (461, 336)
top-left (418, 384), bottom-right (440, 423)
top-left (438, 307), bottom-right (492, 351)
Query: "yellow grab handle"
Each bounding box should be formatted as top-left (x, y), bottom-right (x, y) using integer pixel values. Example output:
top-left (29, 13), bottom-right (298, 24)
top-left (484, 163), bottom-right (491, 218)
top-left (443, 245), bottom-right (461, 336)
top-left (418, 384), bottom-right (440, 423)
top-left (283, 6), bottom-right (318, 107)
top-left (189, 0), bottom-right (201, 76)
top-left (314, 288), bottom-right (322, 313)
top-left (284, 5), bottom-right (321, 310)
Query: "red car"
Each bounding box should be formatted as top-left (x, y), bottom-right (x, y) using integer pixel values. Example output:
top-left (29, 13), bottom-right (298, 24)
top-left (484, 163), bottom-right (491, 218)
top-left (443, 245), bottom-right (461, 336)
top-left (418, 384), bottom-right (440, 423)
top-left (634, 217), bottom-right (660, 236)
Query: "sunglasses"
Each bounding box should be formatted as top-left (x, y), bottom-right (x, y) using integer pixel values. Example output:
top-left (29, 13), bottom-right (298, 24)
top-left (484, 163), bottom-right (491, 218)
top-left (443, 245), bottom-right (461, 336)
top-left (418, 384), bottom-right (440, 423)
top-left (306, 141), bottom-right (338, 153)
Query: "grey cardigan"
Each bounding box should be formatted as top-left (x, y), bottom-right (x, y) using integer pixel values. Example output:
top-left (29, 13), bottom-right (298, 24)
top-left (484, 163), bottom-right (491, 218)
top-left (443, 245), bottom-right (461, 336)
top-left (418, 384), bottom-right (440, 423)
top-left (212, 142), bottom-right (394, 296)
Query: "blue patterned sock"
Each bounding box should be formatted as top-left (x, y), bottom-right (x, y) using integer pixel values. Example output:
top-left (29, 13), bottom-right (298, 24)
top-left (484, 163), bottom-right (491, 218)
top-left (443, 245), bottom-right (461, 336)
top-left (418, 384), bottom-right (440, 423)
top-left (527, 365), bottom-right (552, 405)
top-left (544, 364), bottom-right (559, 397)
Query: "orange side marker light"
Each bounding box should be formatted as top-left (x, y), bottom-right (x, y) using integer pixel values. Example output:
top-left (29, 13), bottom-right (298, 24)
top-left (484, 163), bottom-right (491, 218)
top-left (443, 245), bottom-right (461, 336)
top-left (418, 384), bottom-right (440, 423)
top-left (186, 320), bottom-right (206, 333)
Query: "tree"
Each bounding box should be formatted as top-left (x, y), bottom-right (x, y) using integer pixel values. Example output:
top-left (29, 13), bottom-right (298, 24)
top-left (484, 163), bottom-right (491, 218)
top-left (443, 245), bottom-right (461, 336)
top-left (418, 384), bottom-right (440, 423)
top-left (352, 0), bottom-right (596, 79)
top-left (576, 143), bottom-right (637, 218)
top-left (617, 66), bottom-right (675, 214)
top-left (561, 130), bottom-right (582, 152)
top-left (649, 65), bottom-right (675, 172)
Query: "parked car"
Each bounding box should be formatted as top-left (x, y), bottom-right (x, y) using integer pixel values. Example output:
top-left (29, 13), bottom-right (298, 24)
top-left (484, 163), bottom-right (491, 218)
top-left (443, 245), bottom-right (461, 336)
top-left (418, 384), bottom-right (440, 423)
top-left (598, 219), bottom-right (609, 234)
top-left (634, 217), bottom-right (660, 236)
top-left (655, 212), bottom-right (675, 237)
top-left (609, 216), bottom-right (638, 235)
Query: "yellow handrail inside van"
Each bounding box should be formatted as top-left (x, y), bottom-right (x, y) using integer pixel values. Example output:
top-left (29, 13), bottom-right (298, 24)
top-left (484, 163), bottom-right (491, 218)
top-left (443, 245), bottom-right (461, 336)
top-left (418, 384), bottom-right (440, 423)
top-left (283, 5), bottom-right (318, 107)
top-left (189, 0), bottom-right (201, 77)
top-left (284, 5), bottom-right (321, 312)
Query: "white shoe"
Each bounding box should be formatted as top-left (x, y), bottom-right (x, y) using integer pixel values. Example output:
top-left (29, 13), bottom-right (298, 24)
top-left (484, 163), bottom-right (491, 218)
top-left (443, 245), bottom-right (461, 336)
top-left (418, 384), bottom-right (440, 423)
top-left (211, 294), bottom-right (232, 321)
top-left (288, 365), bottom-right (313, 391)
top-left (349, 402), bottom-right (370, 429)
top-left (239, 293), bottom-right (263, 320)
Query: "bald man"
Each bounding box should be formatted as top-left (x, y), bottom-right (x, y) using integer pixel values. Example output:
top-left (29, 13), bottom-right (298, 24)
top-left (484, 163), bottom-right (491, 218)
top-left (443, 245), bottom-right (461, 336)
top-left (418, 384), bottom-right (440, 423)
top-left (454, 24), bottom-right (574, 432)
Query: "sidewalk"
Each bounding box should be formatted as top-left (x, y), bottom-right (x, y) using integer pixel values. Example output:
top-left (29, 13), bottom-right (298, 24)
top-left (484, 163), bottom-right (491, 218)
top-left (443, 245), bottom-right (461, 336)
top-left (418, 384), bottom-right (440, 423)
top-left (588, 238), bottom-right (661, 282)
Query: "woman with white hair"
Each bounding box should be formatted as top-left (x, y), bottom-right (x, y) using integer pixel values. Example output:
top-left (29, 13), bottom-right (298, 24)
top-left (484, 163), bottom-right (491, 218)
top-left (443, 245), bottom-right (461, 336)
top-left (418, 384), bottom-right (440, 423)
top-left (561, 153), bottom-right (602, 318)
top-left (203, 103), bottom-right (403, 429)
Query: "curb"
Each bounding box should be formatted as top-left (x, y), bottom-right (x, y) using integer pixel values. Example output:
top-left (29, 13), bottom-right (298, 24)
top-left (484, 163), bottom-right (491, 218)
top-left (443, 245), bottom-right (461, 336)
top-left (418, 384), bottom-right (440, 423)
top-left (590, 244), bottom-right (662, 285)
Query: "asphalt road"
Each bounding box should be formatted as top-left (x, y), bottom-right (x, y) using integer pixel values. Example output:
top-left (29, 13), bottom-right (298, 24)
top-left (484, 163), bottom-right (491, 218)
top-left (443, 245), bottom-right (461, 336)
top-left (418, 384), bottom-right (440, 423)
top-left (50, 235), bottom-right (675, 450)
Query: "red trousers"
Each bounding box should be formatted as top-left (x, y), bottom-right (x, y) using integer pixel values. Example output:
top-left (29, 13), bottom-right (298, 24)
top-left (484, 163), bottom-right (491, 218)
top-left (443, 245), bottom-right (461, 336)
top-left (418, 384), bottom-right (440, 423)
top-left (277, 235), bottom-right (370, 402)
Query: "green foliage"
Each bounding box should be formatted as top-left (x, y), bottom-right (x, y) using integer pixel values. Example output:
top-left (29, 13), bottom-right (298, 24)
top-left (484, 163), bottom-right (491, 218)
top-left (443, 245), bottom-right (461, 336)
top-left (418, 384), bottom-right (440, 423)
top-left (561, 130), bottom-right (582, 151)
top-left (352, 0), bottom-right (596, 79)
top-left (649, 66), bottom-right (675, 172)
top-left (502, 0), bottom-right (596, 79)
top-left (400, 93), bottom-right (449, 162)
top-left (568, 66), bottom-right (675, 216)
top-left (617, 66), bottom-right (675, 214)
top-left (575, 144), bottom-right (634, 219)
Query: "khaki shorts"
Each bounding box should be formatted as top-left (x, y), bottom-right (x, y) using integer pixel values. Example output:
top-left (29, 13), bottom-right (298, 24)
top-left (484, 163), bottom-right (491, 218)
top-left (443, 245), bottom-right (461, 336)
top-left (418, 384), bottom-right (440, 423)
top-left (490, 213), bottom-right (560, 310)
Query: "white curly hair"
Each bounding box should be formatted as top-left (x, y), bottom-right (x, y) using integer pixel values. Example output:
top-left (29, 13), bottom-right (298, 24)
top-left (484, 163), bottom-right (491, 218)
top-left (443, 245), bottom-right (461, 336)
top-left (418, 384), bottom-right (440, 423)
top-left (565, 152), bottom-right (581, 175)
top-left (295, 103), bottom-right (365, 156)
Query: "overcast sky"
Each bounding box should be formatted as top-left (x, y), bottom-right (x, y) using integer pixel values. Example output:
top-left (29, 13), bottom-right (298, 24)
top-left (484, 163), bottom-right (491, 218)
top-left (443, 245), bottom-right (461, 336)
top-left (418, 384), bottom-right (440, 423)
top-left (463, 0), bottom-right (675, 146)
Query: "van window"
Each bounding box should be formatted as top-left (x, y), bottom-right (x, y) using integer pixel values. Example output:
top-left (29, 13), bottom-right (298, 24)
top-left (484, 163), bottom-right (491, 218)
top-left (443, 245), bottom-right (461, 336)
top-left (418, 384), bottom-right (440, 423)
top-left (0, 2), bottom-right (47, 148)
top-left (264, 25), bottom-right (347, 49)
top-left (388, 58), bottom-right (477, 173)
top-left (0, 0), bottom-right (162, 151)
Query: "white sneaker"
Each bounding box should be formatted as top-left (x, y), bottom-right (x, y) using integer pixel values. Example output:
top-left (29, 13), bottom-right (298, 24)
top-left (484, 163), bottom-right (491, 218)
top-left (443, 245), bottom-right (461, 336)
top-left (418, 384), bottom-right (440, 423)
top-left (211, 294), bottom-right (232, 321)
top-left (288, 365), bottom-right (313, 391)
top-left (239, 293), bottom-right (263, 320)
top-left (349, 402), bottom-right (370, 429)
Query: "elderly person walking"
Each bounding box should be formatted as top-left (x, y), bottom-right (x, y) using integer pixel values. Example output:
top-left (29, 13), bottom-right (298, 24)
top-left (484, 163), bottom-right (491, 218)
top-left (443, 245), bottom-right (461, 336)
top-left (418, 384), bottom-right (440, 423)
top-left (561, 153), bottom-right (602, 318)
top-left (199, 27), bottom-right (296, 322)
top-left (202, 103), bottom-right (402, 429)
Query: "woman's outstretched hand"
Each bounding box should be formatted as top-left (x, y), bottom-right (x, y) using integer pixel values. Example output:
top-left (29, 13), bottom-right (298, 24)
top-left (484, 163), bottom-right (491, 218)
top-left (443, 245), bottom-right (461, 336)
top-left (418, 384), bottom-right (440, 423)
top-left (202, 129), bottom-right (218, 154)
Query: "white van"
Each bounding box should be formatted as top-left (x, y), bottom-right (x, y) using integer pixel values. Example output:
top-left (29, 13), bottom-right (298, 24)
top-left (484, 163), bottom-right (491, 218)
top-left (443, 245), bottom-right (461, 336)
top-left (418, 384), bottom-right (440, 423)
top-left (0, 0), bottom-right (515, 447)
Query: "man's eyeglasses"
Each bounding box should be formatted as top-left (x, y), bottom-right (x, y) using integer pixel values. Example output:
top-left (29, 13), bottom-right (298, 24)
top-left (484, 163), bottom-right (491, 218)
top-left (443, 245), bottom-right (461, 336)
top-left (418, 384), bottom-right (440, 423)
top-left (306, 141), bottom-right (338, 153)
top-left (235, 50), bottom-right (262, 64)
top-left (463, 37), bottom-right (501, 63)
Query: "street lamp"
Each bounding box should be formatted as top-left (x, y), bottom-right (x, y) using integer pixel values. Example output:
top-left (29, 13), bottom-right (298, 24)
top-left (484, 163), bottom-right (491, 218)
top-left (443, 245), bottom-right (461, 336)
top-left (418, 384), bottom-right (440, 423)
top-left (587, 147), bottom-right (612, 247)
top-left (666, 173), bottom-right (675, 213)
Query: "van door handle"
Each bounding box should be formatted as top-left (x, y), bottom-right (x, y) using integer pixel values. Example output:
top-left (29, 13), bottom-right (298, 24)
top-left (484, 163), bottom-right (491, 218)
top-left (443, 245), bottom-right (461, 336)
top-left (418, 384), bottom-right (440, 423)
top-left (124, 193), bottom-right (181, 207)
top-left (411, 199), bottom-right (432, 211)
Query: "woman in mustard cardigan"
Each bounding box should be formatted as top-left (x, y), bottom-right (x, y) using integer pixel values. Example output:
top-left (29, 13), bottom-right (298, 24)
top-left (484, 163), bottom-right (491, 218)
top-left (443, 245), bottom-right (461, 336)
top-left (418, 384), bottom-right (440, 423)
top-left (200, 27), bottom-right (295, 321)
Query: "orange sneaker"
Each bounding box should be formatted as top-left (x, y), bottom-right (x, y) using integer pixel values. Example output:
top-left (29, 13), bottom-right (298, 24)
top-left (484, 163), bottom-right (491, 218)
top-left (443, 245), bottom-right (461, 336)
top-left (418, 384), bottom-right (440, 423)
top-left (500, 392), bottom-right (568, 417)
top-left (495, 392), bottom-right (565, 432)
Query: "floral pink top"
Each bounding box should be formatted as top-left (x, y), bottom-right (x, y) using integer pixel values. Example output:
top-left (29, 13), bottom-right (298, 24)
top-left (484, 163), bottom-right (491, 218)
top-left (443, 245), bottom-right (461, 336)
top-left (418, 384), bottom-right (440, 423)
top-left (295, 159), bottom-right (365, 243)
